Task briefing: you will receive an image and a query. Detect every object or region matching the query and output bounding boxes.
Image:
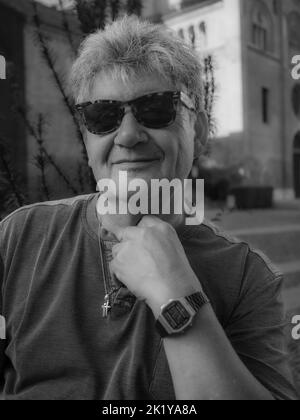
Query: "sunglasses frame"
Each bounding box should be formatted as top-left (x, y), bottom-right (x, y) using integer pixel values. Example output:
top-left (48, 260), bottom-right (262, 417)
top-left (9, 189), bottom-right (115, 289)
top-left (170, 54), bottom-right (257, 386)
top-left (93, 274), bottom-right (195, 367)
top-left (75, 91), bottom-right (197, 136)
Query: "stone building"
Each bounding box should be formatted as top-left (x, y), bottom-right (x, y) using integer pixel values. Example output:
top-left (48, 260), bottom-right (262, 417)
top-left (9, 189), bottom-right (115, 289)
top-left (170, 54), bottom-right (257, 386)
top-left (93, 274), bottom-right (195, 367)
top-left (1, 0), bottom-right (300, 202)
top-left (162, 0), bottom-right (300, 199)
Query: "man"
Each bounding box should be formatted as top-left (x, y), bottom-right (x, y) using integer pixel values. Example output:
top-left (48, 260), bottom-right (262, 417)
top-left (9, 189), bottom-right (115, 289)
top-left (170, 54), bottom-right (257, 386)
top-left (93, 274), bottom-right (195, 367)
top-left (0, 16), bottom-right (297, 400)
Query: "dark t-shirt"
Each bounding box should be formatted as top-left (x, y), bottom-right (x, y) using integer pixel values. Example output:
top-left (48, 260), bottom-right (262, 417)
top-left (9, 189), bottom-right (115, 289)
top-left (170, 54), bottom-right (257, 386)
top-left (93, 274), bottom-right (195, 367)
top-left (0, 194), bottom-right (297, 400)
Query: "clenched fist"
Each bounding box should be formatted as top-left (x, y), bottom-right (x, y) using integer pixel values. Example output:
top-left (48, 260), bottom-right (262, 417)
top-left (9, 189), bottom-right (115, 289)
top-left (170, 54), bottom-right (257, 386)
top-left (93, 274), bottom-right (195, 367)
top-left (110, 216), bottom-right (203, 318)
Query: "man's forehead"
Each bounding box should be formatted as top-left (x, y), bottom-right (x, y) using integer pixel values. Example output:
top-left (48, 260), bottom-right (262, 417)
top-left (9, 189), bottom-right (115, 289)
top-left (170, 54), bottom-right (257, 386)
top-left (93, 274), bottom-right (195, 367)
top-left (89, 72), bottom-right (176, 102)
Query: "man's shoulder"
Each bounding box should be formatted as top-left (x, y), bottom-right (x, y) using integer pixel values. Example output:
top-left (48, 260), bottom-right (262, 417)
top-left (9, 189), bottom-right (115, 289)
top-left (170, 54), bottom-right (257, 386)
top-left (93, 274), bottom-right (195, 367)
top-left (0, 194), bottom-right (94, 234)
top-left (185, 219), bottom-right (282, 279)
top-left (183, 219), bottom-right (283, 321)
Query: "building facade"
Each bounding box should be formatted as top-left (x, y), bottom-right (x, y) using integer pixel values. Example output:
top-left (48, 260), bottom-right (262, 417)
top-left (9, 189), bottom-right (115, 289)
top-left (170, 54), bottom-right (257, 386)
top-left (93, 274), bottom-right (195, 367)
top-left (163, 0), bottom-right (300, 199)
top-left (1, 0), bottom-right (300, 202)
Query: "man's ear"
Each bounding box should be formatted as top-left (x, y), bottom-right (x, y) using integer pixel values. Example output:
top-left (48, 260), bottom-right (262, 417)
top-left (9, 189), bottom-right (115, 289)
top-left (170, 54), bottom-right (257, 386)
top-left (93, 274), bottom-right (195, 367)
top-left (193, 111), bottom-right (209, 159)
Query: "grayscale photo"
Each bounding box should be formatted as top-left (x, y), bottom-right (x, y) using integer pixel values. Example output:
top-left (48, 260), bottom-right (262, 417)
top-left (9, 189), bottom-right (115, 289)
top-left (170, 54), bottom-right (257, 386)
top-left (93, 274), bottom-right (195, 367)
top-left (0, 0), bottom-right (299, 402)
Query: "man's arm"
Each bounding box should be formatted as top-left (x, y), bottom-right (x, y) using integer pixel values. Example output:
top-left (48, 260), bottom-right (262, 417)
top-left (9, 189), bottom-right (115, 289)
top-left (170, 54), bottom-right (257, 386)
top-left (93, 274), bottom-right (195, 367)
top-left (111, 217), bottom-right (297, 400)
top-left (159, 258), bottom-right (297, 400)
top-left (162, 304), bottom-right (274, 400)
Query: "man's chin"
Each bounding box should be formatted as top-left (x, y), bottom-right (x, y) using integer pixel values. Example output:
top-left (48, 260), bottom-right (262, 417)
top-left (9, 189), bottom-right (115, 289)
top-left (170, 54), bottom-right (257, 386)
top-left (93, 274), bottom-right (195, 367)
top-left (114, 169), bottom-right (162, 185)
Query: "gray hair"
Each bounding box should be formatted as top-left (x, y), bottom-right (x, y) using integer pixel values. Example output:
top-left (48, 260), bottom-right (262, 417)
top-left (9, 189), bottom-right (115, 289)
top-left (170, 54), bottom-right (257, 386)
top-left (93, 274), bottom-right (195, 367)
top-left (70, 15), bottom-right (203, 108)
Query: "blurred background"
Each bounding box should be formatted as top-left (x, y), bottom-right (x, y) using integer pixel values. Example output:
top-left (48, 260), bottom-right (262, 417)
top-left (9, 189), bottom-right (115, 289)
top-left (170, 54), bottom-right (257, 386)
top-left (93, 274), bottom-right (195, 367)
top-left (0, 0), bottom-right (299, 396)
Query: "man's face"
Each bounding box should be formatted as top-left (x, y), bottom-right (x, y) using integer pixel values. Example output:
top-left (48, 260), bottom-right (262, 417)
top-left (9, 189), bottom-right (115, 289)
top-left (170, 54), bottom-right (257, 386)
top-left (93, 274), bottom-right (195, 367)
top-left (84, 73), bottom-right (196, 193)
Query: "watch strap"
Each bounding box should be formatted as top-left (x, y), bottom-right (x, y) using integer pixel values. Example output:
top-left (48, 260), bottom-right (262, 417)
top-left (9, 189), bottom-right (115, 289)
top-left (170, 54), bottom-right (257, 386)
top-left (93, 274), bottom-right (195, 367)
top-left (186, 292), bottom-right (209, 312)
top-left (155, 291), bottom-right (210, 338)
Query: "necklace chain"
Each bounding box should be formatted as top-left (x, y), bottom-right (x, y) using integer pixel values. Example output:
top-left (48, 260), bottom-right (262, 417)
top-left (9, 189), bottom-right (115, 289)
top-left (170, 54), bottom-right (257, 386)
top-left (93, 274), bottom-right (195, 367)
top-left (98, 222), bottom-right (123, 318)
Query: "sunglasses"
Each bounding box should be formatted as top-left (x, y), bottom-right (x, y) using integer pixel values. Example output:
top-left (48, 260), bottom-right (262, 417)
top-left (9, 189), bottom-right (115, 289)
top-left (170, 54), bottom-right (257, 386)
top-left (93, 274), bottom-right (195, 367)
top-left (75, 91), bottom-right (197, 136)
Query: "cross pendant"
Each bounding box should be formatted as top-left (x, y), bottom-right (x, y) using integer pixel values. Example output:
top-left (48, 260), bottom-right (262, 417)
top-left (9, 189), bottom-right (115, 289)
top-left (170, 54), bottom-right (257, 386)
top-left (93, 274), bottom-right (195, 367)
top-left (102, 297), bottom-right (111, 318)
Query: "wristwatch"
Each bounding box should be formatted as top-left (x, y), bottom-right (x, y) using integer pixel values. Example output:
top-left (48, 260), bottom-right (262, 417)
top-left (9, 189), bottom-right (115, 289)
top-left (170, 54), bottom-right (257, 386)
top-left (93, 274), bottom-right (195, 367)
top-left (155, 291), bottom-right (210, 338)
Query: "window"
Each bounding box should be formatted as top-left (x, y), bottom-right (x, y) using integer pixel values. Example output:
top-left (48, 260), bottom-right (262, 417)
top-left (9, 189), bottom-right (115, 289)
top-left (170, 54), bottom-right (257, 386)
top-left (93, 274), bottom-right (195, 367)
top-left (199, 21), bottom-right (207, 48)
top-left (287, 12), bottom-right (300, 50)
top-left (188, 25), bottom-right (196, 46)
top-left (199, 21), bottom-right (206, 34)
top-left (252, 23), bottom-right (268, 51)
top-left (295, 132), bottom-right (300, 150)
top-left (178, 28), bottom-right (184, 40)
top-left (250, 1), bottom-right (273, 52)
top-left (262, 87), bottom-right (270, 124)
top-left (273, 0), bottom-right (278, 15)
top-left (292, 84), bottom-right (300, 119)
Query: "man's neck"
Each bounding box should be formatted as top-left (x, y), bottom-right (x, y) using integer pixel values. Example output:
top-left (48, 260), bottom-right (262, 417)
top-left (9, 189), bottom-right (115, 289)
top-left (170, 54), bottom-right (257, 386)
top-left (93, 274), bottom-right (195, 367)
top-left (99, 213), bottom-right (142, 233)
top-left (96, 210), bottom-right (185, 240)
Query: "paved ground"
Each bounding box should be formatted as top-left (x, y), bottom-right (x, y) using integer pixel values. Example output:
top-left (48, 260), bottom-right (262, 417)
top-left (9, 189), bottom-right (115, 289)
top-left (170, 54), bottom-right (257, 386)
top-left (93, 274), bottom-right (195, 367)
top-left (205, 200), bottom-right (300, 233)
top-left (205, 201), bottom-right (300, 305)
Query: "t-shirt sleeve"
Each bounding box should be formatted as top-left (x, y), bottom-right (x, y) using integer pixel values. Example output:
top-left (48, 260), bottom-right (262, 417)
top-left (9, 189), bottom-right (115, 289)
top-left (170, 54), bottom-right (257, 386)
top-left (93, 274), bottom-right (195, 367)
top-left (225, 250), bottom-right (298, 400)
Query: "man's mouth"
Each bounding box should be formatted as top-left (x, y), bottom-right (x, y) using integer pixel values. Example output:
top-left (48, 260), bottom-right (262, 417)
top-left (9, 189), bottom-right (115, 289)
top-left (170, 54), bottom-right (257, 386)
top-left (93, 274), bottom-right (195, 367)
top-left (113, 158), bottom-right (160, 165)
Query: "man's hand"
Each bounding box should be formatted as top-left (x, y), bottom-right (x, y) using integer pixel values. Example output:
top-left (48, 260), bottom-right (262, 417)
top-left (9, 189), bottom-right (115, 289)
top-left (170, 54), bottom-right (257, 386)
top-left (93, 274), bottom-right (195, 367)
top-left (109, 218), bottom-right (275, 401)
top-left (110, 216), bottom-right (202, 318)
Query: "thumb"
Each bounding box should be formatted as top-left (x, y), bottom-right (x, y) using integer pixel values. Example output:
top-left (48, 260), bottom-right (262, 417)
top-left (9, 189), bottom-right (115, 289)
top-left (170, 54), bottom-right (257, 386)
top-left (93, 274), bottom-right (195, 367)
top-left (138, 215), bottom-right (164, 228)
top-left (100, 218), bottom-right (125, 242)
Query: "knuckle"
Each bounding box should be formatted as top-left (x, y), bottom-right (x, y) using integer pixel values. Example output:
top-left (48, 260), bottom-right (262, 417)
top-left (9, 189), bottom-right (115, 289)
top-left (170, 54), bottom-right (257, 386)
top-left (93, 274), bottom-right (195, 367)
top-left (139, 227), bottom-right (148, 238)
top-left (160, 221), bottom-right (172, 234)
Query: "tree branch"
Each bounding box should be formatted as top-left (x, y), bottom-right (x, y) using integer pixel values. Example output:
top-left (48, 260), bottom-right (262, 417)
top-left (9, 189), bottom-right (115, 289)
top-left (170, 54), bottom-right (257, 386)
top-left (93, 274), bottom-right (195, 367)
top-left (17, 106), bottom-right (79, 196)
top-left (31, 1), bottom-right (89, 167)
top-left (58, 0), bottom-right (77, 57)
top-left (0, 138), bottom-right (26, 208)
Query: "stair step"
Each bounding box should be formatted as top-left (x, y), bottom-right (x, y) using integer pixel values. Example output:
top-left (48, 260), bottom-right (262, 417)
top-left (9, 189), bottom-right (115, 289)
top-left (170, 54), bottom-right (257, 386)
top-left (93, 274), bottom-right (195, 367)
top-left (207, 209), bottom-right (300, 232)
top-left (229, 225), bottom-right (300, 237)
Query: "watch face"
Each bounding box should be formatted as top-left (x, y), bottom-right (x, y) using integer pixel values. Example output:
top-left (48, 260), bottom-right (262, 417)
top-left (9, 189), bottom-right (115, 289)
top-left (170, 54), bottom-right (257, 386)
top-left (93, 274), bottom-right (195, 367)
top-left (162, 301), bottom-right (191, 330)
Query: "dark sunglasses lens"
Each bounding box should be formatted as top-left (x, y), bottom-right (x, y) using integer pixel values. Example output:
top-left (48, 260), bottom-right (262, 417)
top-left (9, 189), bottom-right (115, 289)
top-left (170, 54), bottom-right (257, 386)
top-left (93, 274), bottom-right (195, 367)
top-left (135, 93), bottom-right (177, 128)
top-left (82, 103), bottom-right (122, 134)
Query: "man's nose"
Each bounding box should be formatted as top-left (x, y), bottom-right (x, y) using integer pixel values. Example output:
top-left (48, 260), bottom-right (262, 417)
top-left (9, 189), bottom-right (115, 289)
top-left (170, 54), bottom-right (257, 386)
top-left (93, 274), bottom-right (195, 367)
top-left (114, 109), bottom-right (148, 148)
